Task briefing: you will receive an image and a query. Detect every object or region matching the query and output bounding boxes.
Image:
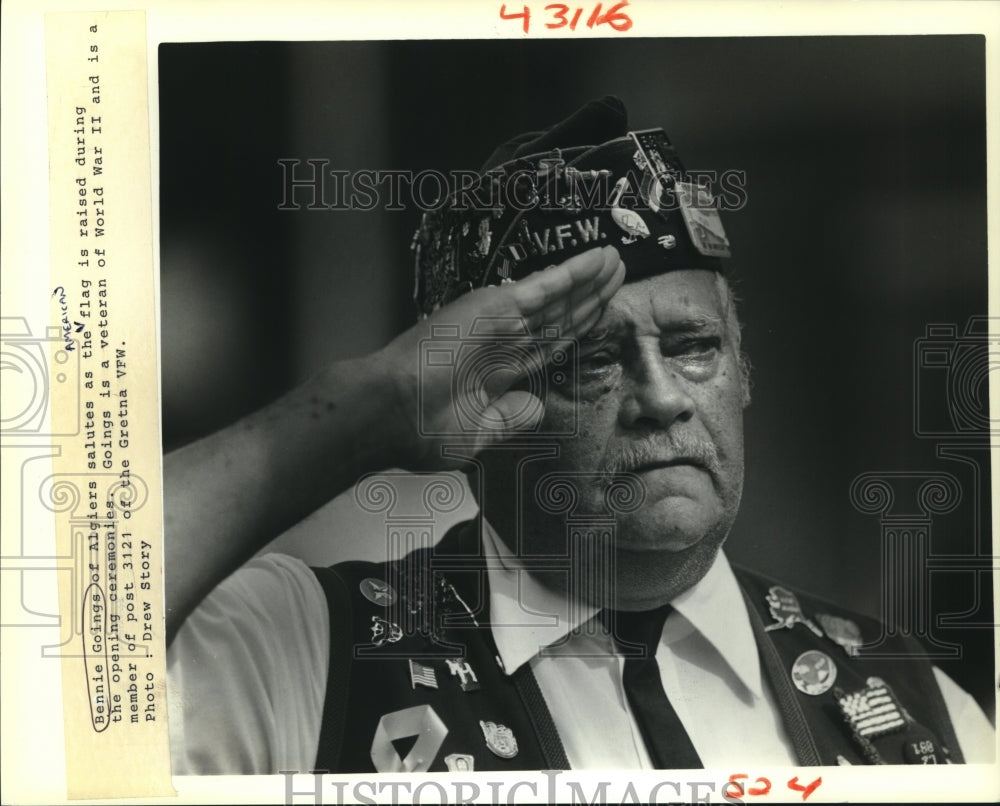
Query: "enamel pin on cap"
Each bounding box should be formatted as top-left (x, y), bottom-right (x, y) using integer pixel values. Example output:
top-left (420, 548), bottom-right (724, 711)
top-left (360, 577), bottom-right (397, 606)
top-left (763, 586), bottom-right (824, 636)
top-left (480, 720), bottom-right (518, 759)
top-left (816, 613), bottom-right (863, 657)
top-left (790, 650), bottom-right (838, 696)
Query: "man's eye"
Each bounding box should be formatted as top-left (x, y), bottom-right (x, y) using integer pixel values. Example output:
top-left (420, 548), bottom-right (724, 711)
top-left (578, 349), bottom-right (620, 370)
top-left (664, 337), bottom-right (721, 359)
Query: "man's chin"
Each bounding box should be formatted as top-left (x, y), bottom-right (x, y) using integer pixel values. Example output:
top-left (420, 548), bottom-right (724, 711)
top-left (611, 537), bottom-right (724, 609)
top-left (603, 503), bottom-right (732, 607)
top-left (613, 498), bottom-right (726, 553)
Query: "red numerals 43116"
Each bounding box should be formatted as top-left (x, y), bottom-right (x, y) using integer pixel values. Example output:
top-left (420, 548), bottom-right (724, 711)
top-left (499, 2), bottom-right (633, 34)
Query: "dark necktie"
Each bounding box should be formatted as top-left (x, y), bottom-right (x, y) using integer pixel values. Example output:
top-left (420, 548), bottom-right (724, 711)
top-left (605, 605), bottom-right (704, 769)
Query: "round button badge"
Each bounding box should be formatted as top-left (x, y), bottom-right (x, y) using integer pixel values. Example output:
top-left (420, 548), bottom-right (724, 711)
top-left (790, 650), bottom-right (838, 696)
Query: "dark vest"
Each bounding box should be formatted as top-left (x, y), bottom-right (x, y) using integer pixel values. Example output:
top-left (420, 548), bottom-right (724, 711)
top-left (312, 520), bottom-right (963, 772)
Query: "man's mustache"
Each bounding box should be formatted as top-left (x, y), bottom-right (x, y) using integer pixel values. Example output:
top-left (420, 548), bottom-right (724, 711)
top-left (601, 434), bottom-right (722, 481)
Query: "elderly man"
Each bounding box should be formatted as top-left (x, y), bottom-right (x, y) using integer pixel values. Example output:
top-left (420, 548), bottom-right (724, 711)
top-left (165, 97), bottom-right (991, 774)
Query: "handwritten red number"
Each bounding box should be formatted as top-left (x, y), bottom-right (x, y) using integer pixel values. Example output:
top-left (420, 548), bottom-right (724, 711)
top-left (787, 776), bottom-right (823, 801)
top-left (569, 7), bottom-right (583, 28)
top-left (748, 777), bottom-right (771, 796)
top-left (586, 3), bottom-right (603, 27)
top-left (545, 3), bottom-right (569, 28)
top-left (724, 774), bottom-right (747, 800)
top-left (500, 4), bottom-right (530, 33)
top-left (595, 0), bottom-right (633, 31)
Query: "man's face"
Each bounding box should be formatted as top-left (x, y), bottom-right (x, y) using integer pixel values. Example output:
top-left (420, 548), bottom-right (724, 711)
top-left (485, 269), bottom-right (747, 610)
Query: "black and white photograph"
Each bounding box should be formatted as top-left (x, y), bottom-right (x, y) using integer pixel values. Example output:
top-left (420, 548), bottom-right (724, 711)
top-left (157, 33), bottom-right (996, 785)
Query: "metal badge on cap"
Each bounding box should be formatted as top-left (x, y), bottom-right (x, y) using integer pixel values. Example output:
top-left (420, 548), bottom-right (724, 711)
top-left (790, 650), bottom-right (838, 696)
top-left (676, 182), bottom-right (731, 258)
top-left (480, 720), bottom-right (518, 759)
top-left (763, 586), bottom-right (824, 636)
top-left (817, 613), bottom-right (863, 657)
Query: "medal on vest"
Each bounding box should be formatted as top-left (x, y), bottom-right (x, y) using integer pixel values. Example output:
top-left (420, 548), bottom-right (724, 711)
top-left (836, 676), bottom-right (907, 764)
top-left (408, 659), bottom-right (438, 689)
top-left (360, 577), bottom-right (397, 607)
top-left (790, 650), bottom-right (837, 696)
top-left (480, 720), bottom-right (518, 759)
top-left (370, 615), bottom-right (402, 647)
top-left (370, 705), bottom-right (448, 773)
top-left (444, 753), bottom-right (475, 772)
top-left (446, 658), bottom-right (480, 692)
top-left (816, 613), bottom-right (863, 657)
top-left (763, 586), bottom-right (824, 636)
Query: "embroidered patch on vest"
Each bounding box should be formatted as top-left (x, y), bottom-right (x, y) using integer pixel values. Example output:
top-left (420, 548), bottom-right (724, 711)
top-left (836, 676), bottom-right (907, 763)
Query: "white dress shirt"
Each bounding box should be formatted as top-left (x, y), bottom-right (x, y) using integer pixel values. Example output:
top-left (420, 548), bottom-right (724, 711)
top-left (480, 521), bottom-right (797, 768)
top-left (168, 531), bottom-right (995, 774)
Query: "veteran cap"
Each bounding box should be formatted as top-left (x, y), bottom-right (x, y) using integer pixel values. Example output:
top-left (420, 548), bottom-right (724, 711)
top-left (413, 95), bottom-right (732, 316)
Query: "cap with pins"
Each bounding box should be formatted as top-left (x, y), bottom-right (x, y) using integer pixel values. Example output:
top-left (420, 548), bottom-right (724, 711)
top-left (412, 96), bottom-right (732, 316)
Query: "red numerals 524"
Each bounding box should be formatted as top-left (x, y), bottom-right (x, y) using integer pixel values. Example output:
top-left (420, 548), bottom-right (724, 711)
top-left (499, 2), bottom-right (633, 34)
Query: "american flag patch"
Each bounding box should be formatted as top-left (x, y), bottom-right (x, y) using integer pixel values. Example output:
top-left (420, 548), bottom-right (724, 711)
top-left (408, 659), bottom-right (438, 690)
top-left (837, 678), bottom-right (906, 739)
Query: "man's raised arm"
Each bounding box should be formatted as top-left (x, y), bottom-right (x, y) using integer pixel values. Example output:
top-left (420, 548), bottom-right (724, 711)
top-left (163, 246), bottom-right (624, 641)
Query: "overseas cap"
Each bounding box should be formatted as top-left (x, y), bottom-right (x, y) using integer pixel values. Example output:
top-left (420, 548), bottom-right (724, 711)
top-left (413, 95), bottom-right (731, 316)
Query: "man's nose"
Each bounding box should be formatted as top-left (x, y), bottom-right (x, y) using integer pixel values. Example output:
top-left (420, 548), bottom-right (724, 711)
top-left (618, 348), bottom-right (695, 430)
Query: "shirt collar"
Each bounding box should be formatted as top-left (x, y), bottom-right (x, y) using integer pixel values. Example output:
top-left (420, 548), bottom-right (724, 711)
top-left (481, 520), bottom-right (763, 699)
top-left (482, 519), bottom-right (601, 674)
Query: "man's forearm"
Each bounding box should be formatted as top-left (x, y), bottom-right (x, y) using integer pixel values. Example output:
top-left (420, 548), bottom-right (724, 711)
top-left (163, 352), bottom-right (404, 642)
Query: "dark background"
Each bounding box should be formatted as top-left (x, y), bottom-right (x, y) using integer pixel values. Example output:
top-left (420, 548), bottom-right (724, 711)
top-left (158, 37), bottom-right (993, 719)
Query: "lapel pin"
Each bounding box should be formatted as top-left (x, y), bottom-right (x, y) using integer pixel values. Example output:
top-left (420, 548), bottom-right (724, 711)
top-left (370, 705), bottom-right (447, 773)
top-left (370, 615), bottom-right (402, 647)
top-left (360, 577), bottom-right (397, 607)
top-left (446, 658), bottom-right (480, 692)
top-left (408, 659), bottom-right (438, 689)
top-left (763, 585), bottom-right (824, 636)
top-left (790, 649), bottom-right (838, 696)
top-left (816, 613), bottom-right (863, 657)
top-left (480, 720), bottom-right (518, 759)
top-left (444, 753), bottom-right (475, 772)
